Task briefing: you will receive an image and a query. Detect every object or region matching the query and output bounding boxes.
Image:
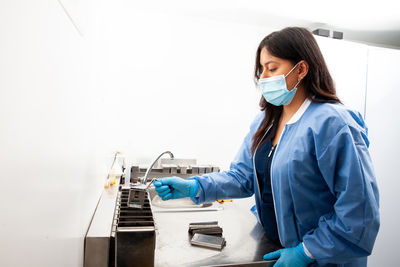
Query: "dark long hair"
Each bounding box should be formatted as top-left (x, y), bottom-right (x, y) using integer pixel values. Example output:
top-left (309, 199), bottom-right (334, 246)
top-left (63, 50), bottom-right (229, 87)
top-left (251, 27), bottom-right (341, 154)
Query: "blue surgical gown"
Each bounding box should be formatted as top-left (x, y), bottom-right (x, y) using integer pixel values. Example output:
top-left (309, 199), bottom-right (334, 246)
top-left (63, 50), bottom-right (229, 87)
top-left (191, 99), bottom-right (380, 267)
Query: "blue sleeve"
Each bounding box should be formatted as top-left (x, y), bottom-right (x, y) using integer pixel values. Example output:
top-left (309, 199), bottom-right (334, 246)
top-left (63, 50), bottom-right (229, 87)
top-left (303, 124), bottom-right (380, 265)
top-left (190, 113), bottom-right (264, 204)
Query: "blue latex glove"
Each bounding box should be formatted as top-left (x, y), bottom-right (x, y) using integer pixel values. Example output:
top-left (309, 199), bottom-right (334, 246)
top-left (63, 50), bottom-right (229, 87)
top-left (263, 243), bottom-right (314, 267)
top-left (154, 177), bottom-right (199, 200)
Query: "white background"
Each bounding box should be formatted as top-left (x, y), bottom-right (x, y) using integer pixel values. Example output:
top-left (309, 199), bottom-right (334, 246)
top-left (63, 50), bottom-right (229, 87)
top-left (364, 47), bottom-right (400, 267)
top-left (0, 0), bottom-right (398, 266)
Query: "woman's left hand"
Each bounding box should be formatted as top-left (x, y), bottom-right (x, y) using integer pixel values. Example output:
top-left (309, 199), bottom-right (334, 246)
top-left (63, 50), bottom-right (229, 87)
top-left (263, 243), bottom-right (314, 267)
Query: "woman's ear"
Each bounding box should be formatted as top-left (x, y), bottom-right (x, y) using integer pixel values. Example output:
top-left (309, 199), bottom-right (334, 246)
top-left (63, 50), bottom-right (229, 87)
top-left (298, 60), bottom-right (309, 80)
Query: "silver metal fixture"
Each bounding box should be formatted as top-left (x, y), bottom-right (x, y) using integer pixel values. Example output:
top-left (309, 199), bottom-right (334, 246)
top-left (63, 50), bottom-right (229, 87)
top-left (140, 151), bottom-right (174, 185)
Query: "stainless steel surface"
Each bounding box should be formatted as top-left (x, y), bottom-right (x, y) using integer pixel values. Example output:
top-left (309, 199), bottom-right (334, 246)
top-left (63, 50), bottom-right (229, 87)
top-left (205, 261), bottom-right (275, 267)
top-left (153, 197), bottom-right (281, 267)
top-left (152, 205), bottom-right (223, 212)
top-left (148, 187), bottom-right (221, 211)
top-left (84, 178), bottom-right (120, 267)
top-left (85, 171), bottom-right (280, 267)
top-left (140, 151), bottom-right (174, 185)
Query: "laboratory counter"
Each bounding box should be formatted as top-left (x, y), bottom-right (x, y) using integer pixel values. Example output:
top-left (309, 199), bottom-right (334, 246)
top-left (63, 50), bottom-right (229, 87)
top-left (153, 197), bottom-right (281, 267)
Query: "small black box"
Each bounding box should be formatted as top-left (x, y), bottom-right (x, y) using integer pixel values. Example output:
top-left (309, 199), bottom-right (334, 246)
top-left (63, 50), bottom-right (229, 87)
top-left (312, 28), bottom-right (330, 37)
top-left (332, 31), bottom-right (344, 39)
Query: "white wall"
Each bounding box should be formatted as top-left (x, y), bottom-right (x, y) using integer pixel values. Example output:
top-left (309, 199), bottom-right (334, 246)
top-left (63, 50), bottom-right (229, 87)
top-left (0, 0), bottom-right (108, 266)
top-left (316, 36), bottom-right (368, 116)
top-left (93, 1), bottom-right (268, 169)
top-left (0, 1), bottom-right (273, 266)
top-left (365, 46), bottom-right (400, 267)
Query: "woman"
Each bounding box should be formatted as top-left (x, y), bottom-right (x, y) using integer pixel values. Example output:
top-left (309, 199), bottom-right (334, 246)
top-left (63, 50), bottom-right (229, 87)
top-left (154, 27), bottom-right (380, 266)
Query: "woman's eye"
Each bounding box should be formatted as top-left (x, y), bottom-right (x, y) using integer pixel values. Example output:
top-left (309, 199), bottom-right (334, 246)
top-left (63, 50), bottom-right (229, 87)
top-left (269, 68), bottom-right (276, 72)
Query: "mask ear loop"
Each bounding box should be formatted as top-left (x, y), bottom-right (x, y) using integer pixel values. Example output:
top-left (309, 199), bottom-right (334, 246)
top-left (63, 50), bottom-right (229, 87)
top-left (285, 61), bottom-right (302, 90)
top-left (285, 61), bottom-right (301, 78)
top-left (293, 78), bottom-right (302, 89)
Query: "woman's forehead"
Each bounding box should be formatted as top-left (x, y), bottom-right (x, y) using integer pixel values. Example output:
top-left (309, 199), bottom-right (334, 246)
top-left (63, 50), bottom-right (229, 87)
top-left (260, 48), bottom-right (281, 65)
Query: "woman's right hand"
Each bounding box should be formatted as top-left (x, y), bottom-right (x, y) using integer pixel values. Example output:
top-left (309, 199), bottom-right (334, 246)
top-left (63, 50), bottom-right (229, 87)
top-left (154, 177), bottom-right (199, 200)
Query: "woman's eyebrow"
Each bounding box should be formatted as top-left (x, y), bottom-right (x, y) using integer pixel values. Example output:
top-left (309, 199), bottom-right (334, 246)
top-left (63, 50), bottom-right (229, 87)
top-left (260, 60), bottom-right (279, 66)
top-left (265, 60), bottom-right (278, 65)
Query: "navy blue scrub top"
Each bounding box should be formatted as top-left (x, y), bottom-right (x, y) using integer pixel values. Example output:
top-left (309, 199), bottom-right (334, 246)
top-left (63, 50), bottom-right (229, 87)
top-left (255, 138), bottom-right (279, 243)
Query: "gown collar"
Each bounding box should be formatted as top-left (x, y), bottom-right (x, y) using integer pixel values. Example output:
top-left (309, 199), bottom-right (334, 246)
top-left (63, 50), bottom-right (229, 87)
top-left (286, 98), bottom-right (311, 125)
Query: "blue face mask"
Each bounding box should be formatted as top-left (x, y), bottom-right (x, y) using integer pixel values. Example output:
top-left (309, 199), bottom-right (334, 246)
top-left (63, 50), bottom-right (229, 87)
top-left (258, 62), bottom-right (301, 106)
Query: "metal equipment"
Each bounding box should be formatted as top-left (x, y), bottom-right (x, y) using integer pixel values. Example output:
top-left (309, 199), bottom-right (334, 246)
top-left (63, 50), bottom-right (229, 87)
top-left (84, 154), bottom-right (221, 267)
top-left (84, 179), bottom-right (156, 267)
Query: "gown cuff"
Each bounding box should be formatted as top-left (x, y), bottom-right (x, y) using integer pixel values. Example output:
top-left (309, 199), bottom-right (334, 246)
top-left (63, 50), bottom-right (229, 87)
top-left (302, 242), bottom-right (314, 259)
